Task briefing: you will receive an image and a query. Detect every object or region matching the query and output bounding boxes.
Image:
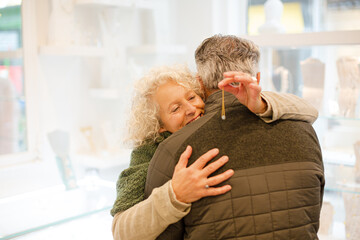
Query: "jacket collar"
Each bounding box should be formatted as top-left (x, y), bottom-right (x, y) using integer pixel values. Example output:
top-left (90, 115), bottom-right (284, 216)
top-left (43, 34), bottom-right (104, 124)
top-left (204, 90), bottom-right (241, 114)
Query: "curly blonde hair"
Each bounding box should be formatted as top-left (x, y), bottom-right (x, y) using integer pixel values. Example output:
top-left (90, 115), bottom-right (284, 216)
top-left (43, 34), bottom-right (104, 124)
top-left (125, 64), bottom-right (203, 147)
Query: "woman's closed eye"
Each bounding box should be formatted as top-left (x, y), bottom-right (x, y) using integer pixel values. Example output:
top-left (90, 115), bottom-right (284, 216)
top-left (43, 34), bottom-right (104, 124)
top-left (171, 105), bottom-right (180, 113)
top-left (188, 95), bottom-right (196, 100)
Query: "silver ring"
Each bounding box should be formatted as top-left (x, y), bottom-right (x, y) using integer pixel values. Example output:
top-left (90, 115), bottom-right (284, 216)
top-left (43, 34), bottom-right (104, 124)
top-left (205, 184), bottom-right (209, 189)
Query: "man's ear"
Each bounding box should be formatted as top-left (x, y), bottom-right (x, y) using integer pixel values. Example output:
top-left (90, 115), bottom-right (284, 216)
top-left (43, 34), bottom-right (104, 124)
top-left (196, 74), bottom-right (208, 99)
top-left (256, 72), bottom-right (261, 84)
top-left (196, 74), bottom-right (205, 91)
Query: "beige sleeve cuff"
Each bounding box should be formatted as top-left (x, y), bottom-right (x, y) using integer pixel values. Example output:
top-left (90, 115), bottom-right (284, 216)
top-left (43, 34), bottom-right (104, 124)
top-left (169, 180), bottom-right (191, 212)
top-left (257, 91), bottom-right (319, 124)
top-left (112, 180), bottom-right (190, 240)
top-left (257, 92), bottom-right (273, 119)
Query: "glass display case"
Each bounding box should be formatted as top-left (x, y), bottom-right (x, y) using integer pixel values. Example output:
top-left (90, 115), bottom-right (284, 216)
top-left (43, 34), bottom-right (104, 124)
top-left (0, 2), bottom-right (27, 156)
top-left (0, 179), bottom-right (116, 239)
top-left (248, 37), bottom-right (360, 240)
top-left (246, 1), bottom-right (360, 239)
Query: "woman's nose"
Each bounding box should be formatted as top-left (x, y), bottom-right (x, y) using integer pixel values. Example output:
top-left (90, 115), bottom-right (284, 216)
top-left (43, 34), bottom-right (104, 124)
top-left (185, 102), bottom-right (196, 115)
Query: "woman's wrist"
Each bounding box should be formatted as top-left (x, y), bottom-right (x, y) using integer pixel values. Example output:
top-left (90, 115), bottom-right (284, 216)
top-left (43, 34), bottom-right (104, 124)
top-left (257, 97), bottom-right (268, 114)
top-left (256, 94), bottom-right (273, 118)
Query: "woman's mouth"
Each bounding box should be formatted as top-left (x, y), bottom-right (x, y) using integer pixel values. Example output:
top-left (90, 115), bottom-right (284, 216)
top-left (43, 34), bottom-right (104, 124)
top-left (186, 113), bottom-right (203, 125)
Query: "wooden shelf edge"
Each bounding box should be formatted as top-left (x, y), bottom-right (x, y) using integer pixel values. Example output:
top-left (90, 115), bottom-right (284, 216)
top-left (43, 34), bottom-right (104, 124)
top-left (243, 30), bottom-right (360, 47)
top-left (76, 0), bottom-right (154, 9)
top-left (38, 45), bottom-right (105, 57)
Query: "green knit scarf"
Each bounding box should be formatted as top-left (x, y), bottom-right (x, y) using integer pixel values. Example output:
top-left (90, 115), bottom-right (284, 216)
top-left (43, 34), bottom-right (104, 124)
top-left (110, 132), bottom-right (171, 216)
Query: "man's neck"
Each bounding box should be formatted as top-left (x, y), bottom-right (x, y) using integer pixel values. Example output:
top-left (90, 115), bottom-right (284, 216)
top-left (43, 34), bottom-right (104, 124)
top-left (205, 88), bottom-right (220, 100)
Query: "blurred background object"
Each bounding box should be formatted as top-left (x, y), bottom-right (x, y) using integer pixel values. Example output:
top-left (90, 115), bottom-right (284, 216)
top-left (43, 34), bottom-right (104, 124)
top-left (300, 58), bottom-right (325, 112)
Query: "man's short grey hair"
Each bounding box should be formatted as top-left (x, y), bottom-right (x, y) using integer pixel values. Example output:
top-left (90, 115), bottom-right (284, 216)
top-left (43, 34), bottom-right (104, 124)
top-left (195, 34), bottom-right (260, 91)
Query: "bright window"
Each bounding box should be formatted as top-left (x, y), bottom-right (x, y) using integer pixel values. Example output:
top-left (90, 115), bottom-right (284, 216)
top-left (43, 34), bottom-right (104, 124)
top-left (0, 1), bottom-right (26, 155)
top-left (247, 0), bottom-right (360, 35)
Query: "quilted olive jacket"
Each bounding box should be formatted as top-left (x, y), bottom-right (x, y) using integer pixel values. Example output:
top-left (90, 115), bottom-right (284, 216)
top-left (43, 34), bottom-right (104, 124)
top-left (144, 91), bottom-right (325, 240)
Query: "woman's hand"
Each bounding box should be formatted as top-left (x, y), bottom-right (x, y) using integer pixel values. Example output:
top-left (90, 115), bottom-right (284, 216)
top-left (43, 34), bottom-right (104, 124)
top-left (171, 146), bottom-right (234, 203)
top-left (218, 71), bottom-right (267, 114)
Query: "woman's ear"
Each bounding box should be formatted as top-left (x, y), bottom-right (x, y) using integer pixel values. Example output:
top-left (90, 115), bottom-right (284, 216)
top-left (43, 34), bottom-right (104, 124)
top-left (159, 127), bottom-right (167, 133)
top-left (159, 120), bottom-right (167, 133)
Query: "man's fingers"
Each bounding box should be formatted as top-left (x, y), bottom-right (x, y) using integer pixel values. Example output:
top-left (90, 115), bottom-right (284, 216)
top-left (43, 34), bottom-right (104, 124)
top-left (191, 148), bottom-right (219, 169)
top-left (176, 145), bottom-right (192, 169)
top-left (202, 156), bottom-right (229, 176)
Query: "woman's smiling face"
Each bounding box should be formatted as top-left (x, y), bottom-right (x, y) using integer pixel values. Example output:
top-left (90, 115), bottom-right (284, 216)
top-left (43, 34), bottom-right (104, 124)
top-left (153, 81), bottom-right (205, 133)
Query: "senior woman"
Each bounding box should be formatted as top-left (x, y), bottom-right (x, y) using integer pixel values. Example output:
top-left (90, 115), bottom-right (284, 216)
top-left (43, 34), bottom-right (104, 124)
top-left (111, 64), bottom-right (318, 240)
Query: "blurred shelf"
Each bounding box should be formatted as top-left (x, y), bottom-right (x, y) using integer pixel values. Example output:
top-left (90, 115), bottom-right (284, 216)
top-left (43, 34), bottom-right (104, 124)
top-left (6, 209), bottom-right (113, 240)
top-left (38, 44), bottom-right (187, 57)
top-left (244, 30), bottom-right (360, 48)
top-left (74, 149), bottom-right (131, 170)
top-left (324, 162), bottom-right (360, 195)
top-left (0, 49), bottom-right (23, 59)
top-left (0, 179), bottom-right (116, 239)
top-left (76, 0), bottom-right (154, 9)
top-left (0, 151), bottom-right (39, 169)
top-left (88, 88), bottom-right (120, 100)
top-left (0, 96), bottom-right (18, 101)
top-left (319, 115), bottom-right (360, 122)
top-left (127, 44), bottom-right (188, 55)
top-left (323, 150), bottom-right (356, 166)
top-left (38, 45), bottom-right (105, 57)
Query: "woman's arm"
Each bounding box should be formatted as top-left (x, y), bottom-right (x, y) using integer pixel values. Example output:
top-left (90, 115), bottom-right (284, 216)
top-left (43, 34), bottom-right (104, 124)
top-left (258, 91), bottom-right (318, 124)
top-left (112, 180), bottom-right (190, 240)
top-left (111, 143), bottom-right (157, 217)
top-left (112, 143), bottom-right (185, 240)
top-left (219, 71), bottom-right (318, 124)
top-left (112, 146), bottom-right (234, 240)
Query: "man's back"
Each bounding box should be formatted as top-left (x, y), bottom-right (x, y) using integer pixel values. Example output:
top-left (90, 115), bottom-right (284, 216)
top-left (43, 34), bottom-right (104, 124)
top-left (145, 91), bottom-right (324, 240)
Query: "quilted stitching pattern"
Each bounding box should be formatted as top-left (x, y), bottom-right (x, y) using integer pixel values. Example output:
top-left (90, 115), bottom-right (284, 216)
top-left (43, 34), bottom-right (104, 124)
top-left (184, 162), bottom-right (323, 240)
